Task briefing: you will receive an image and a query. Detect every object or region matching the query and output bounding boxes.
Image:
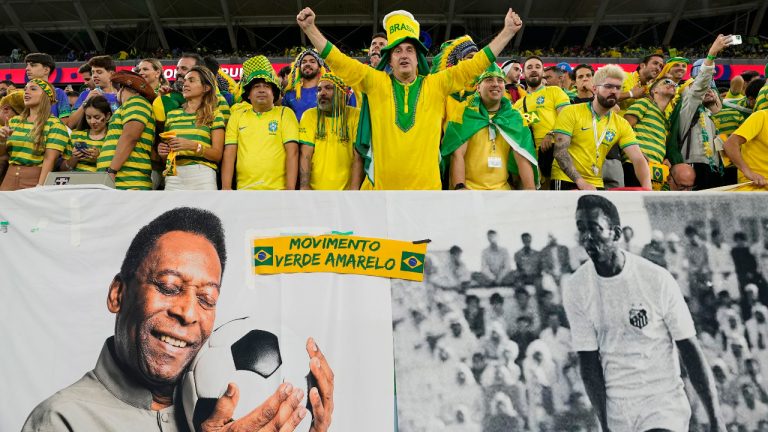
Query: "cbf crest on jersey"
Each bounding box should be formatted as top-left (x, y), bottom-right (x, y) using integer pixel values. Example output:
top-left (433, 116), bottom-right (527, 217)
top-left (629, 306), bottom-right (648, 329)
top-left (268, 120), bottom-right (279, 133)
top-left (536, 96), bottom-right (545, 104)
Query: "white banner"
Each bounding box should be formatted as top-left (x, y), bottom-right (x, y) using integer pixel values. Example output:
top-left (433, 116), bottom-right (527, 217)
top-left (0, 188), bottom-right (396, 432)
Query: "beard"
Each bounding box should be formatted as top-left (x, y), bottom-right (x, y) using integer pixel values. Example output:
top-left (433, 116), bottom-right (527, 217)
top-left (597, 93), bottom-right (618, 109)
top-left (526, 75), bottom-right (541, 88)
top-left (301, 68), bottom-right (319, 80)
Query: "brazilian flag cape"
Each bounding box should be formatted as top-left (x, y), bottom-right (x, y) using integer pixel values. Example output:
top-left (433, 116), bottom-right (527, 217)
top-left (441, 94), bottom-right (539, 186)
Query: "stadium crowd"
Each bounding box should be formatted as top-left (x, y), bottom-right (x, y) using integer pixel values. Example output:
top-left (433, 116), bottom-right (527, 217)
top-left (1, 8), bottom-right (768, 191)
top-left (392, 226), bottom-right (768, 432)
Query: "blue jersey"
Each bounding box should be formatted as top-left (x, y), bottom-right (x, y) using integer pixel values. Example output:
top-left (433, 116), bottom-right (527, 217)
top-left (283, 86), bottom-right (356, 120)
top-left (51, 88), bottom-right (72, 119)
top-left (74, 89), bottom-right (120, 114)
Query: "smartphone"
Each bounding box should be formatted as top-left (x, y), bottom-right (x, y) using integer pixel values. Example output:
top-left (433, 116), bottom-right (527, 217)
top-left (74, 142), bottom-right (89, 153)
top-left (730, 35), bottom-right (743, 46)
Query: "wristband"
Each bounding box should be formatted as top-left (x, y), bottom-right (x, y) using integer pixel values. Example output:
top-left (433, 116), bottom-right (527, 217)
top-left (628, 90), bottom-right (634, 98)
top-left (105, 167), bottom-right (118, 175)
top-left (454, 183), bottom-right (467, 190)
top-left (706, 54), bottom-right (716, 61)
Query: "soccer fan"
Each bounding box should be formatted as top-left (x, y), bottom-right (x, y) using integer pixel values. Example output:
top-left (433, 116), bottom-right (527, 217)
top-left (571, 64), bottom-right (594, 104)
top-left (154, 53), bottom-right (231, 127)
top-left (61, 95), bottom-right (111, 172)
top-left (544, 63), bottom-right (576, 100)
top-left (96, 71), bottom-right (157, 190)
top-left (204, 55), bottom-right (238, 106)
top-left (442, 64), bottom-right (537, 190)
top-left (617, 54), bottom-right (665, 116)
top-left (713, 78), bottom-right (764, 184)
top-left (563, 194), bottom-right (725, 432)
top-left (724, 110), bottom-right (768, 190)
top-left (0, 90), bottom-right (24, 180)
top-left (0, 79), bottom-right (69, 190)
top-left (623, 77), bottom-right (677, 188)
top-left (77, 64), bottom-right (95, 91)
top-left (501, 59), bottom-right (526, 103)
top-left (551, 65), bottom-right (650, 190)
top-left (298, 72), bottom-right (362, 190)
top-left (368, 32), bottom-right (388, 68)
top-left (0, 80), bottom-right (17, 97)
top-left (283, 49), bottom-right (325, 121)
top-left (24, 53), bottom-right (71, 120)
top-left (297, 7), bottom-right (524, 190)
top-left (431, 35), bottom-right (480, 103)
top-left (158, 66), bottom-right (225, 190)
top-left (222, 56), bottom-right (298, 190)
top-left (135, 58), bottom-right (168, 93)
top-left (514, 56), bottom-right (571, 187)
top-left (666, 162), bottom-right (697, 191)
top-left (723, 70), bottom-right (760, 101)
top-left (675, 36), bottom-right (754, 189)
top-left (67, 55), bottom-right (120, 128)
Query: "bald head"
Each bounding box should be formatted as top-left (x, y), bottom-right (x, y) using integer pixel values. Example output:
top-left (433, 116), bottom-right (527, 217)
top-left (669, 163), bottom-right (696, 191)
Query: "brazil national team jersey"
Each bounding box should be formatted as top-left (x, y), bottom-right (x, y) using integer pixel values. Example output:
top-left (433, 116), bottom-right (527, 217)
top-left (224, 106), bottom-right (299, 190)
top-left (624, 98), bottom-right (669, 164)
top-left (513, 86), bottom-right (570, 147)
top-left (551, 102), bottom-right (638, 188)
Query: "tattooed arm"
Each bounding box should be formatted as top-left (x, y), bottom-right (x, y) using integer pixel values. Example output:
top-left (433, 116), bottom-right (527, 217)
top-left (553, 132), bottom-right (596, 190)
top-left (299, 144), bottom-right (314, 190)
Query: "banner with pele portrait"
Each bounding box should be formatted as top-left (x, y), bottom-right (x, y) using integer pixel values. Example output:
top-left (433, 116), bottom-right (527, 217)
top-left (3, 190), bottom-right (768, 432)
top-left (0, 188), bottom-right (410, 432)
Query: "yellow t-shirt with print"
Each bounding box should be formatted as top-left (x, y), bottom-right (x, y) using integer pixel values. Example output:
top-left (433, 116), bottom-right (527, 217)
top-left (513, 86), bottom-right (570, 148)
top-left (732, 110), bottom-right (768, 189)
top-left (321, 42), bottom-right (495, 190)
top-left (298, 106), bottom-right (360, 190)
top-left (464, 121), bottom-right (512, 190)
top-left (224, 106), bottom-right (298, 190)
top-left (551, 102), bottom-right (639, 188)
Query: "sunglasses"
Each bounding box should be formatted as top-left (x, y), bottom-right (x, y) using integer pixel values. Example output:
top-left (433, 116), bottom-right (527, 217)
top-left (660, 78), bottom-right (678, 87)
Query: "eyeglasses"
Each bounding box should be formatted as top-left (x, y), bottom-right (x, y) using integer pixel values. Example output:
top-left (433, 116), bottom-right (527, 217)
top-left (669, 175), bottom-right (695, 191)
top-left (597, 83), bottom-right (621, 91)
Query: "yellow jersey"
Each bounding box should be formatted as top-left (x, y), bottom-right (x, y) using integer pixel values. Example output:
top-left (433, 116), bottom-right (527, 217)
top-left (224, 106), bottom-right (298, 190)
top-left (513, 86), bottom-right (570, 148)
top-left (551, 102), bottom-right (639, 188)
top-left (732, 110), bottom-right (768, 190)
top-left (298, 106), bottom-right (360, 190)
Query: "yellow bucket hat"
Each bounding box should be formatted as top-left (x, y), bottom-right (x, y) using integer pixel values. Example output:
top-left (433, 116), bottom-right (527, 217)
top-left (381, 10), bottom-right (428, 55)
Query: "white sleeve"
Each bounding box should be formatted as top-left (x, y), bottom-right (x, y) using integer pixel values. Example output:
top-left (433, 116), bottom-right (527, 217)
top-left (661, 270), bottom-right (697, 341)
top-left (562, 276), bottom-right (599, 351)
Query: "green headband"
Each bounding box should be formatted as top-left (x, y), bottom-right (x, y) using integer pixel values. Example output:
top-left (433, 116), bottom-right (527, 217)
top-left (29, 78), bottom-right (56, 103)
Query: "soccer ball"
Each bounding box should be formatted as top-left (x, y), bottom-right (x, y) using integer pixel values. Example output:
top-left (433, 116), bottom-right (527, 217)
top-left (181, 317), bottom-right (283, 432)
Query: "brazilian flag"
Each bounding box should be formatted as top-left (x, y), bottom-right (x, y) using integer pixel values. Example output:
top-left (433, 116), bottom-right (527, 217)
top-left (253, 246), bottom-right (274, 267)
top-left (400, 251), bottom-right (425, 274)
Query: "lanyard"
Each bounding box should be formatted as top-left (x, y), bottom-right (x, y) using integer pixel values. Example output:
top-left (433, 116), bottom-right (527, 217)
top-left (590, 103), bottom-right (610, 164)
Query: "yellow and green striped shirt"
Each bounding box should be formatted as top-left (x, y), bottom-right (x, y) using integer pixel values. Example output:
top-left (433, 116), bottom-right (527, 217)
top-left (754, 83), bottom-right (768, 112)
top-left (165, 108), bottom-right (226, 171)
top-left (712, 107), bottom-right (748, 137)
top-left (153, 92), bottom-right (231, 124)
top-left (65, 130), bottom-right (106, 172)
top-left (625, 98), bottom-right (669, 163)
top-left (97, 95), bottom-right (156, 190)
top-left (6, 116), bottom-right (69, 166)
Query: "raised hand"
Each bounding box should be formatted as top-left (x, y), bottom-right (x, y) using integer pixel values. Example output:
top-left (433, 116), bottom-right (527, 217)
top-left (296, 7), bottom-right (317, 31)
top-left (504, 9), bottom-right (523, 34)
